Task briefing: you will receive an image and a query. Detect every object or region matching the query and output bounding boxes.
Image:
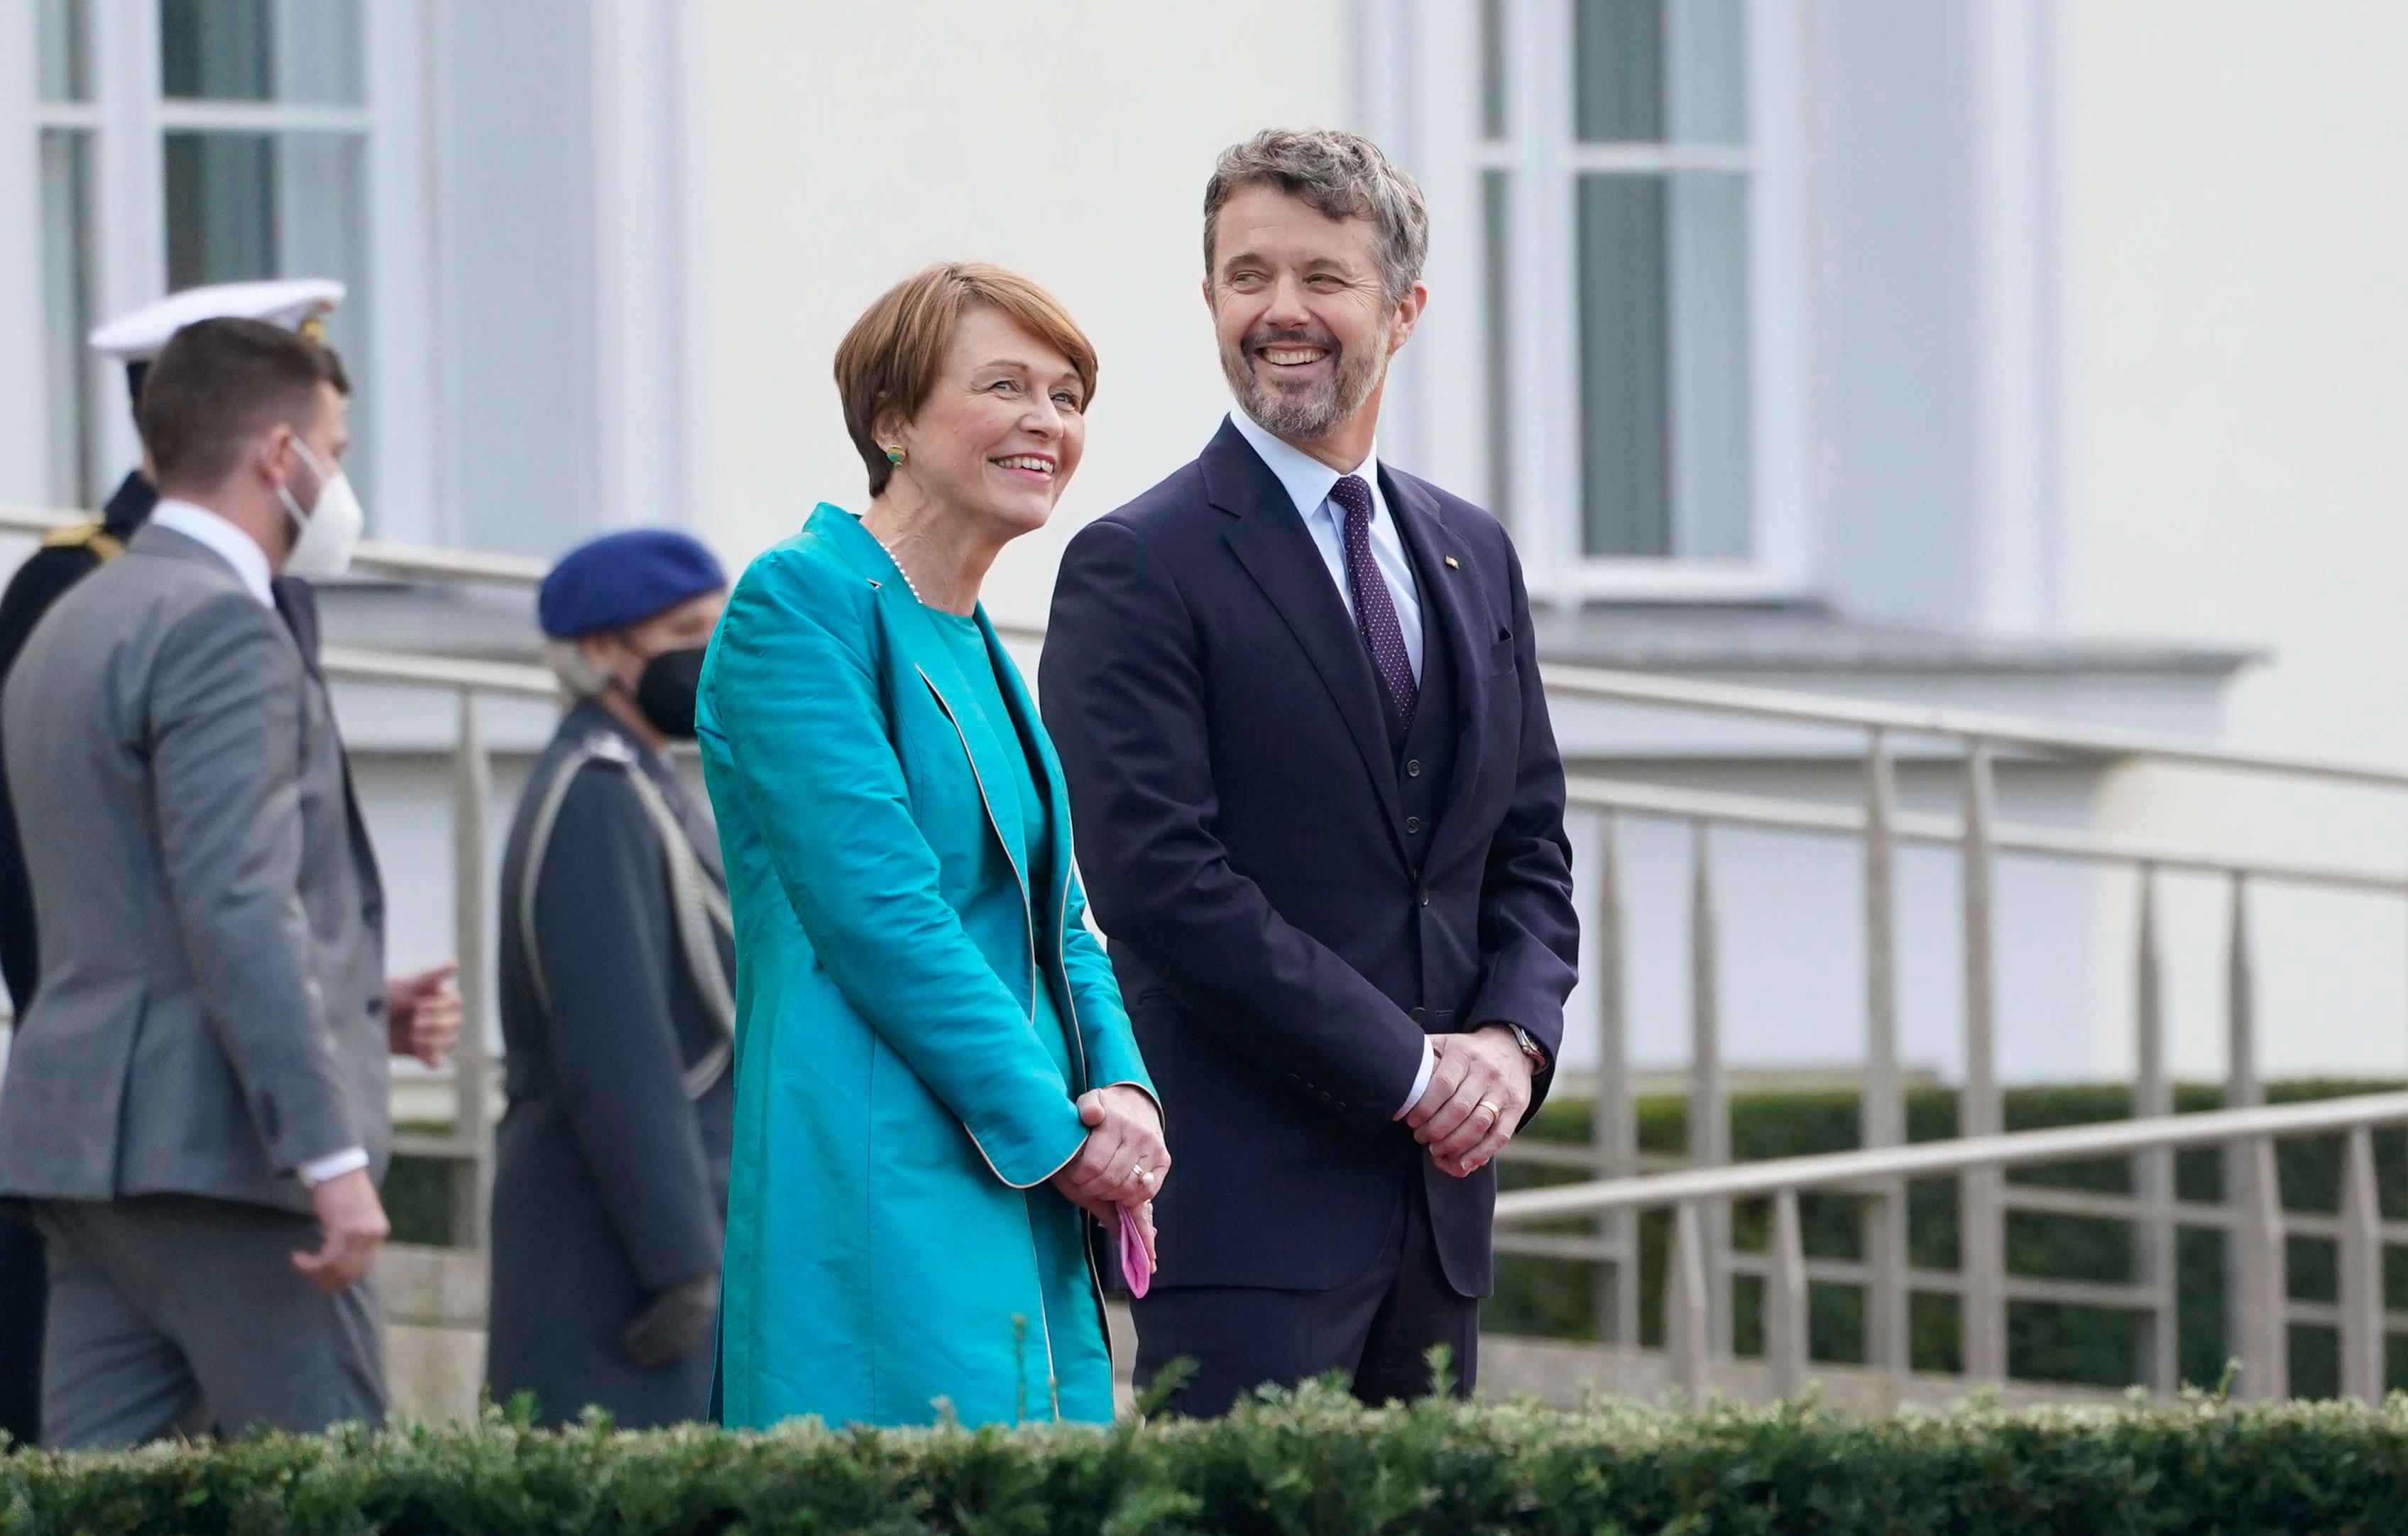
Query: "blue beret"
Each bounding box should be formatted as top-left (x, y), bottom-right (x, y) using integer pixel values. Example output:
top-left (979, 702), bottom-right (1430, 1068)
top-left (540, 529), bottom-right (728, 638)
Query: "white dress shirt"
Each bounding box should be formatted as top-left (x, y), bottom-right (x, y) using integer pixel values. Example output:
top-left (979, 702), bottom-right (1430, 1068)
top-left (1227, 411), bottom-right (1423, 684)
top-left (1226, 413), bottom-right (1438, 1117)
top-left (150, 498), bottom-right (274, 608)
top-left (150, 500), bottom-right (369, 1190)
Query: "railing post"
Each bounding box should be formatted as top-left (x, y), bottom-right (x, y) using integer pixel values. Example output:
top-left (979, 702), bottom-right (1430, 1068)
top-left (1767, 1188), bottom-right (1810, 1400)
top-left (2133, 865), bottom-right (2179, 1391)
top-left (2339, 1126), bottom-right (2385, 1404)
top-left (1589, 811), bottom-right (1639, 1346)
top-left (2226, 874), bottom-right (2260, 1114)
top-left (1688, 819), bottom-right (1730, 1357)
top-left (1668, 1200), bottom-right (1710, 1403)
top-left (2224, 872), bottom-right (2262, 1378)
top-left (1960, 742), bottom-right (2005, 1381)
top-left (450, 689), bottom-right (494, 1252)
top-left (2238, 1134), bottom-right (2288, 1400)
top-left (1862, 730), bottom-right (1909, 1375)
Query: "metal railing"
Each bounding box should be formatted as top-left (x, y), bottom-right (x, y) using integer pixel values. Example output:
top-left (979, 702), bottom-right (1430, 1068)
top-left (0, 505), bottom-right (548, 588)
top-left (1496, 1090), bottom-right (2408, 1404)
top-left (344, 573), bottom-right (2408, 1402)
top-left (12, 507), bottom-right (2408, 1402)
top-left (1489, 662), bottom-right (2408, 1397)
top-left (324, 648), bottom-right (554, 1251)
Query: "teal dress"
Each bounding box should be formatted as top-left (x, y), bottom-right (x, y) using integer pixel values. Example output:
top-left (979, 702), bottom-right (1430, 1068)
top-left (697, 503), bottom-right (1153, 1430)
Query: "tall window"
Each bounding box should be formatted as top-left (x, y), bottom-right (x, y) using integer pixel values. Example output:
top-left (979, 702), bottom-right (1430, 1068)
top-left (1424, 0), bottom-right (1806, 600)
top-left (161, 0), bottom-right (374, 500)
top-left (35, 0), bottom-right (99, 510)
top-left (26, 0), bottom-right (414, 530)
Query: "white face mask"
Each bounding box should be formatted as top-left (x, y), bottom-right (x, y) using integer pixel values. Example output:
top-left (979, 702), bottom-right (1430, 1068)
top-left (275, 436), bottom-right (366, 579)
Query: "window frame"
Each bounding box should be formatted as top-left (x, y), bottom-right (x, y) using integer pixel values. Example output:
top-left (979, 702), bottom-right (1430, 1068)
top-left (1372, 0), bottom-right (1813, 606)
top-left (7, 0), bottom-right (438, 542)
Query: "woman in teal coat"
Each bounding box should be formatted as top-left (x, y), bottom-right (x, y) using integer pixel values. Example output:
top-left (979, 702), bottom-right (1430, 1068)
top-left (698, 264), bottom-right (1166, 1430)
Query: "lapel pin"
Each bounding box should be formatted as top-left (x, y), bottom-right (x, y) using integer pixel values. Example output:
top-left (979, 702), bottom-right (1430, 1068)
top-left (1443, 555), bottom-right (1460, 570)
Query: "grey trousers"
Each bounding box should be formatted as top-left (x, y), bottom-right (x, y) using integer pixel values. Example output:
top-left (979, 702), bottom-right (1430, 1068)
top-left (33, 1196), bottom-right (386, 1449)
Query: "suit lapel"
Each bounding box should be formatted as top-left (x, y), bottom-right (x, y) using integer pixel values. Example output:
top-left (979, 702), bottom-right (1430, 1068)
top-left (977, 612), bottom-right (1068, 920)
top-left (1205, 422), bottom-right (1407, 843)
top-left (909, 624), bottom-right (1034, 897)
top-left (271, 577), bottom-right (322, 673)
top-left (275, 578), bottom-right (385, 911)
top-left (1383, 466), bottom-right (1489, 856)
top-left (811, 506), bottom-right (1039, 896)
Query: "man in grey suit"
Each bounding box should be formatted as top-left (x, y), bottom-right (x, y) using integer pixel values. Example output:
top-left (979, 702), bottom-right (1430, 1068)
top-left (0, 317), bottom-right (461, 1447)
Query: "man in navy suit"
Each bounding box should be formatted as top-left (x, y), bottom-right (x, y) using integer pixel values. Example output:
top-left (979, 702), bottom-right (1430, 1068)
top-left (1041, 128), bottom-right (1579, 1415)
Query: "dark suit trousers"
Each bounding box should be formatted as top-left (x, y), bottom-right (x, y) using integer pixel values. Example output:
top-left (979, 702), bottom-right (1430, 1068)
top-left (0, 1210), bottom-right (42, 1446)
top-left (1132, 1178), bottom-right (1477, 1417)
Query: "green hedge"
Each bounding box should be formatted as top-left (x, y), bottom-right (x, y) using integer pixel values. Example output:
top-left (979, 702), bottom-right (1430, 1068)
top-left (1490, 1079), bottom-right (2408, 1397)
top-left (9, 1390), bottom-right (2408, 1534)
top-left (383, 1129), bottom-right (455, 1249)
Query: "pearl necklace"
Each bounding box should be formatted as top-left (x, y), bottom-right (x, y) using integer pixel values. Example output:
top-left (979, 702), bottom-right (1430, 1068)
top-left (866, 528), bottom-right (929, 606)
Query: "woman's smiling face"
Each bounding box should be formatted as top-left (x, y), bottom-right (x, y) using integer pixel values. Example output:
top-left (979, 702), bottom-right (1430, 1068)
top-left (885, 305), bottom-right (1089, 538)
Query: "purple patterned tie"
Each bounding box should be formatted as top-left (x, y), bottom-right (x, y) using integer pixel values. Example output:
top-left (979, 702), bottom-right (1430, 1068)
top-left (1329, 473), bottom-right (1417, 730)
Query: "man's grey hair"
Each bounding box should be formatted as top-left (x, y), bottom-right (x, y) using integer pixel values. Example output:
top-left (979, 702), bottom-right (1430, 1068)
top-left (1203, 128), bottom-right (1430, 305)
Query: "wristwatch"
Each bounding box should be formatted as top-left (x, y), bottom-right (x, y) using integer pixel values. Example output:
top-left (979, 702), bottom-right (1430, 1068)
top-left (1506, 1024), bottom-right (1549, 1073)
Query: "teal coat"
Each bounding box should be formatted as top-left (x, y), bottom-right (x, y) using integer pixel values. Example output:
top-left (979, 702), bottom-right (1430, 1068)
top-left (696, 504), bottom-right (1154, 1430)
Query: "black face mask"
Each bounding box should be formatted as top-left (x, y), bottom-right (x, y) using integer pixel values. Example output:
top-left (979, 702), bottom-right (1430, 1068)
top-left (632, 646), bottom-right (707, 740)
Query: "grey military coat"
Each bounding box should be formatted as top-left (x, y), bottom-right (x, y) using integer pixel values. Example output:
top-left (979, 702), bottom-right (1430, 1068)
top-left (486, 702), bottom-right (733, 1430)
top-left (0, 525), bottom-right (386, 1214)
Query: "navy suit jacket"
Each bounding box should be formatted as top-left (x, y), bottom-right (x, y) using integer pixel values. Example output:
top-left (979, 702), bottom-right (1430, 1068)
top-left (1041, 419), bottom-right (1578, 1297)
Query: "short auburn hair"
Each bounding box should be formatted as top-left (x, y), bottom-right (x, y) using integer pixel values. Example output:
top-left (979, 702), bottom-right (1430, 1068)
top-left (139, 317), bottom-right (349, 489)
top-left (835, 263), bottom-right (1099, 498)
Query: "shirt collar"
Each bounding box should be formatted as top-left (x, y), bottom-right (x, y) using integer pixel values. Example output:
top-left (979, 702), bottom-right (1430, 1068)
top-left (1227, 410), bottom-right (1381, 522)
top-left (149, 499), bottom-right (275, 608)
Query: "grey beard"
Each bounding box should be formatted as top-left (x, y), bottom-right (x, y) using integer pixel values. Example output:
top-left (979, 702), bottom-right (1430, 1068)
top-left (1221, 336), bottom-right (1386, 442)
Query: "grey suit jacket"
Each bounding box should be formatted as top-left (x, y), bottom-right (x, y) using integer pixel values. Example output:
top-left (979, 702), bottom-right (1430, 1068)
top-left (0, 525), bottom-right (387, 1216)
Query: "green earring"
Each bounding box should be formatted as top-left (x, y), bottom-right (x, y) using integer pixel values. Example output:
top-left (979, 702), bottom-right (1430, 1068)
top-left (884, 444), bottom-right (906, 466)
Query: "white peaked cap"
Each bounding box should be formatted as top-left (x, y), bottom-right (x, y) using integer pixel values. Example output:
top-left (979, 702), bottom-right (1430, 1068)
top-left (87, 278), bottom-right (346, 363)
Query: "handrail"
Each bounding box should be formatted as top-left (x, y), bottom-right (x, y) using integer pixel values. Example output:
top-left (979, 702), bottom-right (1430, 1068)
top-left (1494, 1090), bottom-right (2408, 1223)
top-left (1537, 660), bottom-right (2408, 790)
top-left (11, 500), bottom-right (2407, 792)
top-left (1002, 618), bottom-right (2408, 791)
top-left (322, 644), bottom-right (556, 699)
top-left (348, 539), bottom-right (548, 587)
top-left (1565, 774), bottom-right (2408, 894)
top-left (0, 505), bottom-right (549, 588)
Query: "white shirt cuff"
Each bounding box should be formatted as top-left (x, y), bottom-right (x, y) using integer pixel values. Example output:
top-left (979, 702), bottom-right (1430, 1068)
top-left (299, 1147), bottom-right (370, 1187)
top-left (1394, 1037), bottom-right (1436, 1119)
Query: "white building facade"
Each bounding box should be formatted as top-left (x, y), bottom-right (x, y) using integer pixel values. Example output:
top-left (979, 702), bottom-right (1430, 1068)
top-left (2, 0), bottom-right (2402, 1092)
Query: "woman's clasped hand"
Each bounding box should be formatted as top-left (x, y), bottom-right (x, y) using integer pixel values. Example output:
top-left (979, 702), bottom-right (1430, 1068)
top-left (1049, 1085), bottom-right (1168, 1268)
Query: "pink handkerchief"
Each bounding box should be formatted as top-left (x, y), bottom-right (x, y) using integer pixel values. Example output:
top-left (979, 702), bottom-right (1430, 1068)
top-left (1117, 1205), bottom-right (1152, 1298)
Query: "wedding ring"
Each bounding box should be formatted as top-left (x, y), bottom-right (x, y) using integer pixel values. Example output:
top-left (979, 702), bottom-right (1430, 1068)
top-left (1475, 1099), bottom-right (1503, 1123)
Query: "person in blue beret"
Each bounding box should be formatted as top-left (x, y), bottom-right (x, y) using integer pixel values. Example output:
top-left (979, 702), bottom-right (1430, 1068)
top-left (486, 527), bottom-right (735, 1429)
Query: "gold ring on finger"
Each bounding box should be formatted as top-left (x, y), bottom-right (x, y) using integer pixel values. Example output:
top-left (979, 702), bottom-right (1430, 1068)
top-left (1476, 1099), bottom-right (1502, 1122)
